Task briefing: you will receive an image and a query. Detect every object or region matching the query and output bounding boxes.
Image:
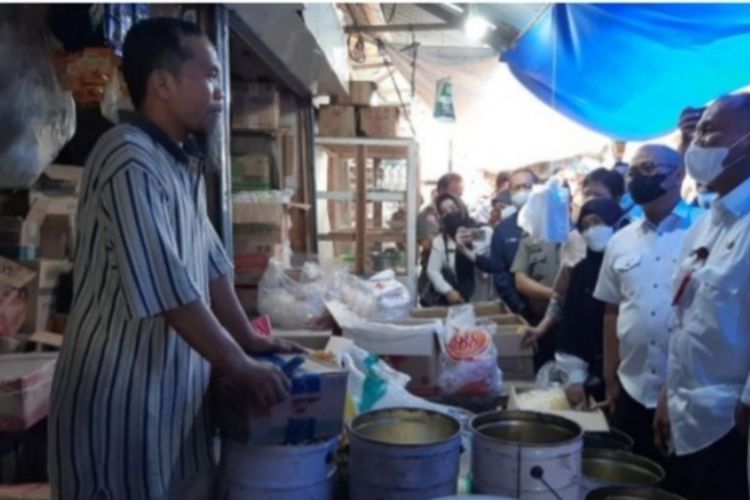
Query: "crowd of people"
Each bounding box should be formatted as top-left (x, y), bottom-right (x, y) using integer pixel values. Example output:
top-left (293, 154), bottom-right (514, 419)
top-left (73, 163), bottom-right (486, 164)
top-left (417, 95), bottom-right (750, 500)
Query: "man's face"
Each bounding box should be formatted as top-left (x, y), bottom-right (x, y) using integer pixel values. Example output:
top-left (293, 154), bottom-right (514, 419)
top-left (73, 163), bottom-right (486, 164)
top-left (509, 172), bottom-right (534, 193)
top-left (448, 180), bottom-right (464, 198)
top-left (692, 97), bottom-right (748, 150)
top-left (165, 36), bottom-right (224, 134)
top-left (628, 145), bottom-right (684, 197)
top-left (582, 181), bottom-right (612, 202)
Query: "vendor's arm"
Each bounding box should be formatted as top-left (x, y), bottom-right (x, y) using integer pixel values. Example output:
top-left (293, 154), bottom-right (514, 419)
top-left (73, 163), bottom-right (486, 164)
top-left (209, 274), bottom-right (300, 354)
top-left (102, 165), bottom-right (290, 408)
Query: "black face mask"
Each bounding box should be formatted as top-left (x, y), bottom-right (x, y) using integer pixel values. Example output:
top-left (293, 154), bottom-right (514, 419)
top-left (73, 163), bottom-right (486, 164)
top-left (628, 173), bottom-right (667, 205)
top-left (442, 212), bottom-right (467, 239)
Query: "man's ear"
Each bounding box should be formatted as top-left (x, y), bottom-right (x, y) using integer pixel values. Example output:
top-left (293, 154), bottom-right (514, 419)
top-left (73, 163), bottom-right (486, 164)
top-left (149, 68), bottom-right (176, 101)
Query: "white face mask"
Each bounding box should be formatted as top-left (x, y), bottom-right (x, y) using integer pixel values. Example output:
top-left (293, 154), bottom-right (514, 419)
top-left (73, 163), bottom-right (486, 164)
top-left (696, 191), bottom-right (718, 209)
top-left (500, 206), bottom-right (517, 219)
top-left (582, 225), bottom-right (613, 252)
top-left (511, 189), bottom-right (531, 208)
top-left (685, 133), bottom-right (749, 183)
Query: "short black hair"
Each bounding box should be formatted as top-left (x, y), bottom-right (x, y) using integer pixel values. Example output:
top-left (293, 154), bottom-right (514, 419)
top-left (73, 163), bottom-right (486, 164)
top-left (495, 172), bottom-right (511, 190)
top-left (510, 168), bottom-right (539, 184)
top-left (437, 173), bottom-right (462, 193)
top-left (584, 167), bottom-right (625, 199)
top-left (122, 18), bottom-right (203, 108)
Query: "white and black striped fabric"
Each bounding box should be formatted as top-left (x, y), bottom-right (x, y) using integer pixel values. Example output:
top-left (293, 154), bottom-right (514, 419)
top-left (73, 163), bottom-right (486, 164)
top-left (49, 117), bottom-right (233, 500)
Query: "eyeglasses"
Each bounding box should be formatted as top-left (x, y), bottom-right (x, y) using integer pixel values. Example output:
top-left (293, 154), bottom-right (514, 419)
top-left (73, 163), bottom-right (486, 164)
top-left (628, 161), bottom-right (679, 177)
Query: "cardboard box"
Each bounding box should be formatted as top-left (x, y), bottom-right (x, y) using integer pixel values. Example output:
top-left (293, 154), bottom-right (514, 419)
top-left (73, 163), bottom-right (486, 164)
top-left (0, 483), bottom-right (51, 500)
top-left (327, 301), bottom-right (442, 395)
top-left (233, 201), bottom-right (287, 227)
top-left (272, 329), bottom-right (333, 351)
top-left (0, 200), bottom-right (49, 260)
top-left (0, 353), bottom-right (57, 432)
top-left (334, 81), bottom-right (376, 106)
top-left (34, 165), bottom-right (83, 198)
top-left (39, 214), bottom-right (73, 260)
top-left (233, 241), bottom-right (285, 286)
top-left (318, 105), bottom-right (356, 137)
top-left (491, 317), bottom-right (534, 381)
top-left (219, 343), bottom-right (347, 445)
top-left (0, 258), bottom-right (36, 338)
top-left (22, 260), bottom-right (72, 334)
top-left (231, 82), bottom-right (280, 131)
top-left (232, 153), bottom-right (272, 192)
top-left (359, 106), bottom-right (400, 138)
top-left (410, 301), bottom-right (508, 320)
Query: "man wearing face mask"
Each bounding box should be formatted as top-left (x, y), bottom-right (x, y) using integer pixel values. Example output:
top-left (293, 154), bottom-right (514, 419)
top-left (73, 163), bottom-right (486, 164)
top-left (593, 144), bottom-right (702, 464)
top-left (460, 169), bottom-right (537, 316)
top-left (654, 94), bottom-right (750, 499)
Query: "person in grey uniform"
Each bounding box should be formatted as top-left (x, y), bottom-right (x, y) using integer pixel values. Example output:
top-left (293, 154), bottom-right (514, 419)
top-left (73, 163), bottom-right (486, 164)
top-left (48, 19), bottom-right (298, 500)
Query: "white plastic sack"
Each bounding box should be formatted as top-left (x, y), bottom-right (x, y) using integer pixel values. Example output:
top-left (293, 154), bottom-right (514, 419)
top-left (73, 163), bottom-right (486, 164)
top-left (341, 343), bottom-right (472, 427)
top-left (0, 12), bottom-right (76, 188)
top-left (518, 177), bottom-right (570, 244)
top-left (437, 305), bottom-right (502, 396)
top-left (257, 260), bottom-right (331, 330)
top-left (367, 270), bottom-right (412, 321)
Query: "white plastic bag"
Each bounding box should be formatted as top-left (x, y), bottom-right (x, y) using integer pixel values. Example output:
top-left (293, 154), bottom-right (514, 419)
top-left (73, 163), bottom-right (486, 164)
top-left (341, 343), bottom-right (472, 427)
top-left (257, 260), bottom-right (331, 330)
top-left (0, 12), bottom-right (76, 188)
top-left (518, 177), bottom-right (570, 244)
top-left (437, 305), bottom-right (502, 396)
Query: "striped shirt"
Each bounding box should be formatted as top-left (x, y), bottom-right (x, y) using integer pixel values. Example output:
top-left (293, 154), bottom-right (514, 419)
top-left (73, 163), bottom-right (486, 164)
top-left (49, 117), bottom-right (233, 500)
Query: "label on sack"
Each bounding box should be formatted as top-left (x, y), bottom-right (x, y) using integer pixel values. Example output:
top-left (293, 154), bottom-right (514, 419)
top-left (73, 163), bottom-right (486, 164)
top-left (446, 327), bottom-right (492, 360)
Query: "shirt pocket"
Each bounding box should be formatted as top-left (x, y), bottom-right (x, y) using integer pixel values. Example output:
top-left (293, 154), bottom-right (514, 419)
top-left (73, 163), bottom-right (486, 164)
top-left (613, 253), bottom-right (642, 299)
top-left (527, 245), bottom-right (548, 281)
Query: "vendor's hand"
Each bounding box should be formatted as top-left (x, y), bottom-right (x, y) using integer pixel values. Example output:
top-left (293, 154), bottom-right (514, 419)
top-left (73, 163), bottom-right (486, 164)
top-left (735, 401), bottom-right (750, 437)
top-left (602, 376), bottom-right (620, 416)
top-left (247, 335), bottom-right (304, 355)
top-left (565, 384), bottom-right (588, 410)
top-left (446, 290), bottom-right (464, 305)
top-left (653, 388), bottom-right (671, 455)
top-left (230, 358), bottom-right (291, 409)
top-left (520, 326), bottom-right (542, 348)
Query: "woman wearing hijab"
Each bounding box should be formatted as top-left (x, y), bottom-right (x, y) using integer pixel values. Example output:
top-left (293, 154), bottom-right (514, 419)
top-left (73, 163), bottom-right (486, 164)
top-left (555, 198), bottom-right (624, 405)
top-left (421, 193), bottom-right (491, 305)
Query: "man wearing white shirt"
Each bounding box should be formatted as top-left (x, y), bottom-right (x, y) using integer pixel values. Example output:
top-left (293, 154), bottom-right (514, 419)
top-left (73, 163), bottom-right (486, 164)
top-left (655, 94), bottom-right (750, 500)
top-left (594, 144), bottom-right (702, 463)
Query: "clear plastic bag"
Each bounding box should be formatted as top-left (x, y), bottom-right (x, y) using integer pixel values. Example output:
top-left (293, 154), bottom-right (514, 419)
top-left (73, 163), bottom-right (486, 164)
top-left (100, 68), bottom-right (133, 124)
top-left (257, 260), bottom-right (331, 330)
top-left (437, 305), bottom-right (503, 396)
top-left (517, 177), bottom-right (570, 244)
top-left (0, 12), bottom-right (76, 188)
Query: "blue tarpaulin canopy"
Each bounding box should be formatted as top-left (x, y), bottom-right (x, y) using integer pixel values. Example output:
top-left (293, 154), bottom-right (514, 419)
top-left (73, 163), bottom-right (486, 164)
top-left (503, 4), bottom-right (750, 141)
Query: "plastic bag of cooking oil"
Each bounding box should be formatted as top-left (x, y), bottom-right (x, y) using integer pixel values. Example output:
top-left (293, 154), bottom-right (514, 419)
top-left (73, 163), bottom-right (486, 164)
top-left (437, 305), bottom-right (502, 396)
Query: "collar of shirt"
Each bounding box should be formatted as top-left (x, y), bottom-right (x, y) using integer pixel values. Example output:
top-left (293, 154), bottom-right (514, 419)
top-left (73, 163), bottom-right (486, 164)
top-left (638, 199), bottom-right (694, 234)
top-left (713, 175), bottom-right (750, 222)
top-left (120, 111), bottom-right (197, 165)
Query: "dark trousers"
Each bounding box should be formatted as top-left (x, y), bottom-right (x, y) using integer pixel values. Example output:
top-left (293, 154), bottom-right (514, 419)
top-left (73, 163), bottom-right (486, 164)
top-left (612, 387), bottom-right (662, 465)
top-left (665, 428), bottom-right (749, 500)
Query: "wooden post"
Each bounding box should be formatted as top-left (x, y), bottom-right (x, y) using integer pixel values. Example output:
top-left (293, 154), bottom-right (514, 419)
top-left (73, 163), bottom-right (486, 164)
top-left (355, 145), bottom-right (367, 275)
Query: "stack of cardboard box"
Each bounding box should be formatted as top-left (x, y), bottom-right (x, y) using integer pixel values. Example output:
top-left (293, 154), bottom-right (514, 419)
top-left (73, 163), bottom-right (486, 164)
top-left (318, 81), bottom-right (403, 138)
top-left (232, 200), bottom-right (290, 316)
top-left (0, 165), bottom-right (81, 348)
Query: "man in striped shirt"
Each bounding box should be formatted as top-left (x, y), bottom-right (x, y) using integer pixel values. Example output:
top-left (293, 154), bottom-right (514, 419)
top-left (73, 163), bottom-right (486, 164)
top-left (49, 19), bottom-right (298, 500)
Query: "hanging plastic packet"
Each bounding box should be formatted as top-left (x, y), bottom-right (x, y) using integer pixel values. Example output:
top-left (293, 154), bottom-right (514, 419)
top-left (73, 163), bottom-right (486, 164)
top-left (518, 176), bottom-right (570, 244)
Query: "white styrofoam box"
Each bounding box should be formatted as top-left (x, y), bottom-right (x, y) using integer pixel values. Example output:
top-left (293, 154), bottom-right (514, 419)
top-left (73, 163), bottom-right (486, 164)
top-left (0, 353), bottom-right (57, 431)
